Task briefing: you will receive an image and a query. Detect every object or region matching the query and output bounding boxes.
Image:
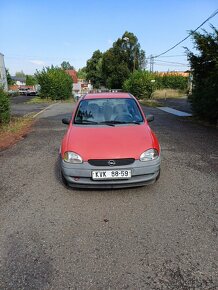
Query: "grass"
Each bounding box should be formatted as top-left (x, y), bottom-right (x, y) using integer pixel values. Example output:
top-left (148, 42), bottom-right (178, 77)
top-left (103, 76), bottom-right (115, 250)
top-left (152, 89), bottom-right (187, 99)
top-left (139, 99), bottom-right (163, 107)
top-left (0, 116), bottom-right (35, 150)
top-left (26, 96), bottom-right (75, 104)
top-left (0, 116), bottom-right (34, 135)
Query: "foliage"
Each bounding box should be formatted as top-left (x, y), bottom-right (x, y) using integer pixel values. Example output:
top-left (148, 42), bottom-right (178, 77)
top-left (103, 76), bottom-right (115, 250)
top-left (26, 75), bottom-right (37, 86)
top-left (102, 48), bottom-right (130, 89)
top-left (35, 66), bottom-right (73, 100)
top-left (0, 87), bottom-right (10, 124)
top-left (123, 70), bottom-right (158, 98)
top-left (186, 26), bottom-right (218, 124)
top-left (159, 74), bottom-right (188, 90)
top-left (102, 31), bottom-right (146, 89)
top-left (61, 61), bottom-right (75, 70)
top-left (6, 69), bottom-right (15, 85)
top-left (123, 70), bottom-right (188, 98)
top-left (85, 32), bottom-right (146, 89)
top-left (86, 50), bottom-right (103, 88)
top-left (77, 67), bottom-right (87, 79)
top-left (15, 71), bottom-right (25, 78)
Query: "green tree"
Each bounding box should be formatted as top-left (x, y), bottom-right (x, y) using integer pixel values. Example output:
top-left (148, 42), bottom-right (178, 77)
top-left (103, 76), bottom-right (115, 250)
top-left (61, 61), bottom-right (75, 70)
top-left (0, 87), bottom-right (10, 124)
top-left (26, 75), bottom-right (37, 86)
top-left (86, 50), bottom-right (103, 88)
top-left (6, 69), bottom-right (15, 86)
top-left (35, 66), bottom-right (73, 100)
top-left (77, 67), bottom-right (87, 79)
top-left (186, 26), bottom-right (218, 124)
top-left (102, 31), bottom-right (146, 89)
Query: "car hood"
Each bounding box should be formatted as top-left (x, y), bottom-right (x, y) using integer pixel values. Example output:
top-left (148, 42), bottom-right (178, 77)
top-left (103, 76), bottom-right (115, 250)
top-left (66, 124), bottom-right (156, 160)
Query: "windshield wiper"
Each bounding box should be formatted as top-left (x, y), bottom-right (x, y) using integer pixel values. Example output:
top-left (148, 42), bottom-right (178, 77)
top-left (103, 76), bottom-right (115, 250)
top-left (75, 120), bottom-right (99, 125)
top-left (99, 121), bottom-right (116, 126)
top-left (123, 121), bottom-right (141, 125)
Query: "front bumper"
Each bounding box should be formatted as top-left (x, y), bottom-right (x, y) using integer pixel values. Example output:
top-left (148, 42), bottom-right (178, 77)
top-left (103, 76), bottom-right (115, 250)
top-left (61, 156), bottom-right (161, 189)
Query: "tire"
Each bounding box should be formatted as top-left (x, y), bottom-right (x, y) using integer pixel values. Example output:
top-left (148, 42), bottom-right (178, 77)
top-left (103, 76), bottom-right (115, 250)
top-left (156, 170), bottom-right (161, 181)
top-left (61, 170), bottom-right (70, 188)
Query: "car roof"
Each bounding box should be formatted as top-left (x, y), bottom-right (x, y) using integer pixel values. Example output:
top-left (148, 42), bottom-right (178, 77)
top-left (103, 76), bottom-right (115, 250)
top-left (83, 92), bottom-right (132, 100)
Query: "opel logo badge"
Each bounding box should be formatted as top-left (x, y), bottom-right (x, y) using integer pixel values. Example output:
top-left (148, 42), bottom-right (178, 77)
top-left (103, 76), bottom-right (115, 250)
top-left (108, 160), bottom-right (116, 166)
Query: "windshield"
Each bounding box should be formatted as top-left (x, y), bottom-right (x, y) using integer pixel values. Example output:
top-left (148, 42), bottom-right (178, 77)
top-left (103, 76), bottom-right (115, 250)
top-left (74, 98), bottom-right (144, 125)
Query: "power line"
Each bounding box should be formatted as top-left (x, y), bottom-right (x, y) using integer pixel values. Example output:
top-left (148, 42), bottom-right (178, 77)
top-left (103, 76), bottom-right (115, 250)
top-left (154, 59), bottom-right (188, 65)
top-left (154, 8), bottom-right (218, 58)
top-left (156, 54), bottom-right (186, 58)
top-left (154, 63), bottom-right (189, 67)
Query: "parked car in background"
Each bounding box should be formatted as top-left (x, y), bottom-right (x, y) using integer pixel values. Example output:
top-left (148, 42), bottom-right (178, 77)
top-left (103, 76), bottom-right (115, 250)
top-left (19, 88), bottom-right (37, 96)
top-left (60, 92), bottom-right (161, 189)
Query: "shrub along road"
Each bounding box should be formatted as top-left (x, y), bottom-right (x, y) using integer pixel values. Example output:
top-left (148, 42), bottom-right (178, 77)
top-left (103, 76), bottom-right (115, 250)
top-left (0, 102), bottom-right (217, 289)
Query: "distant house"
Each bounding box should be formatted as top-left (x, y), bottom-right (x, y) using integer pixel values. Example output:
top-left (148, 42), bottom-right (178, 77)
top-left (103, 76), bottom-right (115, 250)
top-left (65, 69), bottom-right (93, 97)
top-left (157, 71), bottom-right (190, 77)
top-left (11, 76), bottom-right (26, 86)
top-left (0, 52), bottom-right (8, 91)
top-left (65, 70), bottom-right (78, 83)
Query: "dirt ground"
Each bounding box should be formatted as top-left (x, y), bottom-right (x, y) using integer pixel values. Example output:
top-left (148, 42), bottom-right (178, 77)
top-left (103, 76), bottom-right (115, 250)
top-left (0, 119), bottom-right (35, 151)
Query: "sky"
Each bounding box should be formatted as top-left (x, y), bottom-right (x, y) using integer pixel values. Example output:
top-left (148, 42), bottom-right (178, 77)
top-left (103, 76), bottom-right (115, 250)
top-left (1, 0), bottom-right (217, 75)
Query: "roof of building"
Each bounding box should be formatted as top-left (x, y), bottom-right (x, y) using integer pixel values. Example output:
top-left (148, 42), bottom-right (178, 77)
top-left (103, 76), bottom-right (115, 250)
top-left (11, 76), bottom-right (26, 82)
top-left (157, 71), bottom-right (189, 77)
top-left (65, 70), bottom-right (78, 83)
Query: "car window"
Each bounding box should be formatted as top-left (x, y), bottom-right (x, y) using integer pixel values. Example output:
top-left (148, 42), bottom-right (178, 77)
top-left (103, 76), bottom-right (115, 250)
top-left (74, 98), bottom-right (144, 124)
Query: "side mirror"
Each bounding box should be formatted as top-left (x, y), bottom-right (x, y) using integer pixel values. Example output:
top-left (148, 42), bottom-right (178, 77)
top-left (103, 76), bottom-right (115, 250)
top-left (146, 114), bottom-right (154, 122)
top-left (62, 118), bottom-right (70, 125)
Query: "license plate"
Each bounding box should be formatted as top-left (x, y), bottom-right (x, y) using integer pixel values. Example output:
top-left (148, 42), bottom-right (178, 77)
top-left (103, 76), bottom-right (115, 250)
top-left (92, 170), bottom-right (131, 180)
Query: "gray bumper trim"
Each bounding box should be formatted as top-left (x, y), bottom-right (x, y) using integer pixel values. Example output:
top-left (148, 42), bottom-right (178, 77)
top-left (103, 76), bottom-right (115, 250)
top-left (61, 157), bottom-right (161, 188)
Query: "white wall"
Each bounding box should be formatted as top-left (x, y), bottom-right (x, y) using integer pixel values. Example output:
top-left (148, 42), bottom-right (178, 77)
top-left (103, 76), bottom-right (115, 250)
top-left (0, 53), bottom-right (8, 91)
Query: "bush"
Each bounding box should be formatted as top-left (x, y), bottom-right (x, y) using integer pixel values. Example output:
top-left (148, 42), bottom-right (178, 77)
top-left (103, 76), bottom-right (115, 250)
top-left (0, 88), bottom-right (10, 124)
top-left (159, 74), bottom-right (188, 90)
top-left (123, 70), bottom-right (158, 99)
top-left (35, 66), bottom-right (73, 100)
top-left (187, 27), bottom-right (218, 124)
top-left (188, 76), bottom-right (218, 124)
top-left (123, 70), bottom-right (188, 99)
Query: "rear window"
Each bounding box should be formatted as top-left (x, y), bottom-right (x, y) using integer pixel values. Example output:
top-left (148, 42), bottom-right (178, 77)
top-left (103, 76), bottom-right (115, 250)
top-left (74, 98), bottom-right (144, 124)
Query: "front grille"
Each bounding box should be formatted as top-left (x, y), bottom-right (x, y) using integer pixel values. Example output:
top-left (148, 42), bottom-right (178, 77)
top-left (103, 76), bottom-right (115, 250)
top-left (88, 158), bottom-right (135, 167)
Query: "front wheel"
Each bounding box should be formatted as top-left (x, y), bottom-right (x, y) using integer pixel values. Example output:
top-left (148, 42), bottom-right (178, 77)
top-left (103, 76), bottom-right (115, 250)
top-left (61, 170), bottom-right (70, 188)
top-left (156, 170), bottom-right (161, 181)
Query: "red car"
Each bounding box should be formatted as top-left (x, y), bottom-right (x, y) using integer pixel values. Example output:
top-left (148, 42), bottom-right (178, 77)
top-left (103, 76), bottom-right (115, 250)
top-left (60, 92), bottom-right (161, 188)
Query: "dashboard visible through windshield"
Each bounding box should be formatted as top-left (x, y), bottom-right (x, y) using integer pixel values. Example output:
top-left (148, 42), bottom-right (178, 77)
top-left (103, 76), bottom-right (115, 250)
top-left (74, 98), bottom-right (144, 125)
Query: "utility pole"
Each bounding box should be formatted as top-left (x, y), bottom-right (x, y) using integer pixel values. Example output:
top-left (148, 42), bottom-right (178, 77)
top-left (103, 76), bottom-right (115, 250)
top-left (149, 55), bottom-right (154, 72)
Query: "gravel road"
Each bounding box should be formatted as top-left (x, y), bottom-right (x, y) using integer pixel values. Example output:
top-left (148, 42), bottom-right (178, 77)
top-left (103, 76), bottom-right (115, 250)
top-left (0, 102), bottom-right (217, 289)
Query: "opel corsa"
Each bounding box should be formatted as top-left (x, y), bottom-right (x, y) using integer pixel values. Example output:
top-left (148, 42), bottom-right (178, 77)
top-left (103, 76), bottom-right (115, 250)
top-left (60, 93), bottom-right (161, 188)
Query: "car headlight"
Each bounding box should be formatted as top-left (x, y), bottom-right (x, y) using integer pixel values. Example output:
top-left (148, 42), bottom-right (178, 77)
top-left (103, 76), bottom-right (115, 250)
top-left (63, 151), bottom-right (83, 163)
top-left (140, 149), bottom-right (159, 161)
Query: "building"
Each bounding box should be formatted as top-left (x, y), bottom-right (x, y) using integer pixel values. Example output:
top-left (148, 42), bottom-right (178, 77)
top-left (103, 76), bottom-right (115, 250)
top-left (11, 76), bottom-right (26, 86)
top-left (65, 69), bottom-right (93, 97)
top-left (0, 53), bottom-right (8, 91)
top-left (65, 69), bottom-right (78, 83)
top-left (157, 71), bottom-right (190, 77)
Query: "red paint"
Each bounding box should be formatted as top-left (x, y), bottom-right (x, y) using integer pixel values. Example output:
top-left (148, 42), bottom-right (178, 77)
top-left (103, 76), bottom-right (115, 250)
top-left (61, 93), bottom-right (160, 160)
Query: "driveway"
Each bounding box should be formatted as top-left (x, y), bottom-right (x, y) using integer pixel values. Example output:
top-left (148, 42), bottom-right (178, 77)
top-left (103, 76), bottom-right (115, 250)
top-left (157, 97), bottom-right (192, 113)
top-left (10, 95), bottom-right (51, 116)
top-left (0, 103), bottom-right (217, 289)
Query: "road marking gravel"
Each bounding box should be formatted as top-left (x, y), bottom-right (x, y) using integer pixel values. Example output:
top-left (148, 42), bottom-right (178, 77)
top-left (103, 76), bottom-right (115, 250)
top-left (158, 107), bottom-right (192, 117)
top-left (32, 103), bottom-right (60, 118)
